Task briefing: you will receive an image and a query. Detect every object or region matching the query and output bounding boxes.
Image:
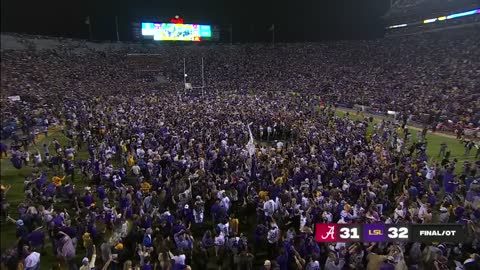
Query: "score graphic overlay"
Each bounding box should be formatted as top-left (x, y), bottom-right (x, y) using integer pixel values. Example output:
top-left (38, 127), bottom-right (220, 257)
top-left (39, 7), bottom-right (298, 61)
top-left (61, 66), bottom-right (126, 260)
top-left (315, 224), bottom-right (338, 242)
top-left (338, 224), bottom-right (362, 242)
top-left (386, 225), bottom-right (409, 241)
top-left (363, 223), bottom-right (386, 242)
top-left (315, 223), bottom-right (466, 243)
top-left (315, 223), bottom-right (468, 243)
top-left (411, 224), bottom-right (467, 243)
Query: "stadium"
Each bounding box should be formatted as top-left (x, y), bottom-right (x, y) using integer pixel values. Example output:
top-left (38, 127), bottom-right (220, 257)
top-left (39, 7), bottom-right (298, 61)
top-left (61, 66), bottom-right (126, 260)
top-left (0, 0), bottom-right (479, 269)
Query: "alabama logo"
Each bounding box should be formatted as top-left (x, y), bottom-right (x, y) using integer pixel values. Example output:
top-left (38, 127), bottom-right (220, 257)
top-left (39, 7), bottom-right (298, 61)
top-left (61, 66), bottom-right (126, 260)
top-left (315, 223), bottom-right (338, 242)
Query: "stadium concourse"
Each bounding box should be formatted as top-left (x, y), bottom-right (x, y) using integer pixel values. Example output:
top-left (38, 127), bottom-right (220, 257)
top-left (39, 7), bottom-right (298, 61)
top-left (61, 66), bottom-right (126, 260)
top-left (0, 25), bottom-right (479, 270)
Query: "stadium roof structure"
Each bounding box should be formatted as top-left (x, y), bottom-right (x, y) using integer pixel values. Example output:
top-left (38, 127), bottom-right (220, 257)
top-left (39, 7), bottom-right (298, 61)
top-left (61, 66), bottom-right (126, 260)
top-left (384, 0), bottom-right (479, 21)
top-left (383, 0), bottom-right (480, 35)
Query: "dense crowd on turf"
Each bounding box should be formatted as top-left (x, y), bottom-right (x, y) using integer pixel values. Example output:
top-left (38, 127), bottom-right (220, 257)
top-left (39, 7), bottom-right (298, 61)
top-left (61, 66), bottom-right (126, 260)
top-left (0, 26), bottom-right (479, 270)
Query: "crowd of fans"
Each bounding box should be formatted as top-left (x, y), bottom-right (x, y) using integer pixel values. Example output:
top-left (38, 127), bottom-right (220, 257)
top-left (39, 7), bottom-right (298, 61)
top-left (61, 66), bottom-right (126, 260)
top-left (0, 25), bottom-right (479, 270)
top-left (2, 26), bottom-right (479, 130)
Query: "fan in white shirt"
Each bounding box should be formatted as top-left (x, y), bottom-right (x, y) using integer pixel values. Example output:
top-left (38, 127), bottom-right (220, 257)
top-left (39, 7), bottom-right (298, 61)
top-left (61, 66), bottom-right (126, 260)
top-left (172, 254), bottom-right (186, 265)
top-left (220, 194), bottom-right (231, 212)
top-left (263, 198), bottom-right (275, 217)
top-left (306, 260), bottom-right (320, 270)
top-left (267, 223), bottom-right (279, 244)
top-left (33, 152), bottom-right (42, 166)
top-left (24, 247), bottom-right (41, 270)
top-left (301, 195), bottom-right (310, 210)
top-left (322, 211), bottom-right (333, 223)
top-left (136, 148), bottom-right (145, 159)
top-left (214, 231), bottom-right (226, 246)
top-left (394, 203), bottom-right (406, 221)
top-left (300, 213), bottom-right (307, 229)
top-left (276, 141), bottom-right (284, 150)
top-left (217, 221), bottom-right (230, 237)
top-left (417, 199), bottom-right (429, 221)
top-left (131, 165), bottom-right (141, 176)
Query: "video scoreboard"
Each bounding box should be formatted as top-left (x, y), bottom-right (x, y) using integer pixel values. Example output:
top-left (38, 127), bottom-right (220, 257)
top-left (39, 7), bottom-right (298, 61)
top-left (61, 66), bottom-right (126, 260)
top-left (131, 16), bottom-right (220, 42)
top-left (141, 22), bottom-right (212, 41)
top-left (315, 223), bottom-right (467, 243)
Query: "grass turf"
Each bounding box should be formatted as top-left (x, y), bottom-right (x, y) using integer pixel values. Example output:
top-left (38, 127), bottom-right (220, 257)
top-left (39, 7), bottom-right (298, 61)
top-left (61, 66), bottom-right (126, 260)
top-left (0, 128), bottom-right (86, 268)
top-left (335, 110), bottom-right (476, 173)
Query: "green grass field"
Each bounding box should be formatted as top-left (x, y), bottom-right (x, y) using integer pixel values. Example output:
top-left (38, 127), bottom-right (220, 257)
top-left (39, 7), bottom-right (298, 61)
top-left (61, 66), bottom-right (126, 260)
top-left (335, 110), bottom-right (477, 172)
top-left (0, 113), bottom-right (478, 269)
top-left (0, 128), bottom-right (86, 269)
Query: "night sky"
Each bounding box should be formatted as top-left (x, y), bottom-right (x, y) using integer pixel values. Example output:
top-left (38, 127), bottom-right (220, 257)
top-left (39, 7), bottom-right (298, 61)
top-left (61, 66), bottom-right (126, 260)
top-left (1, 0), bottom-right (390, 42)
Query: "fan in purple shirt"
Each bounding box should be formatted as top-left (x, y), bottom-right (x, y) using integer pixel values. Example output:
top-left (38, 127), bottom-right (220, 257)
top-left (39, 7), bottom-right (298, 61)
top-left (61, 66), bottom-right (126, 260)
top-left (255, 224), bottom-right (267, 244)
top-left (96, 185), bottom-right (106, 200)
top-left (118, 196), bottom-right (130, 210)
top-left (140, 216), bottom-right (152, 230)
top-left (36, 172), bottom-right (48, 190)
top-left (60, 226), bottom-right (76, 239)
top-left (82, 193), bottom-right (95, 208)
top-left (276, 248), bottom-right (289, 270)
top-left (173, 222), bottom-right (186, 234)
top-left (202, 231), bottom-right (214, 249)
top-left (445, 180), bottom-right (459, 194)
top-left (44, 183), bottom-right (56, 197)
top-left (210, 199), bottom-right (222, 222)
top-left (26, 230), bottom-right (45, 249)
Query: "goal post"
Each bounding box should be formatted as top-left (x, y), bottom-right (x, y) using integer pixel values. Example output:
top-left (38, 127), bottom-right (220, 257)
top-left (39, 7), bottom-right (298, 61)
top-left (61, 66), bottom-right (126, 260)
top-left (182, 57), bottom-right (206, 97)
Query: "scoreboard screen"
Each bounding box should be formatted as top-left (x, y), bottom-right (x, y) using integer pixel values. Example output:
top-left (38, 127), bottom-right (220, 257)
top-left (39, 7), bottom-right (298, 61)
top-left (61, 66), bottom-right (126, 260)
top-left (141, 22), bottom-right (212, 41)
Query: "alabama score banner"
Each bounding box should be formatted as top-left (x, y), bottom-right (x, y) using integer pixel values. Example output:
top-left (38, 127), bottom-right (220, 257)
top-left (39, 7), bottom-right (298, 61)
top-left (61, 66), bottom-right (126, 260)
top-left (315, 223), bottom-right (467, 243)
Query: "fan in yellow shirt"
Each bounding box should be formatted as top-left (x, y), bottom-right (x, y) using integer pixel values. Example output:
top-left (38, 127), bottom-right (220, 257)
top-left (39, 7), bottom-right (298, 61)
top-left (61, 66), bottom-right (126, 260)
top-left (259, 191), bottom-right (269, 202)
top-left (52, 176), bottom-right (66, 187)
top-left (274, 176), bottom-right (284, 186)
top-left (127, 155), bottom-right (135, 167)
top-left (82, 232), bottom-right (93, 250)
top-left (229, 215), bottom-right (239, 235)
top-left (140, 181), bottom-right (151, 193)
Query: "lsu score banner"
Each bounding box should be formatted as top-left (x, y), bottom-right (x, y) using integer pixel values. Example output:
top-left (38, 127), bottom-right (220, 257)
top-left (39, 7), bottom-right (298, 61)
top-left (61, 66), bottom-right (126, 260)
top-left (315, 223), bottom-right (467, 243)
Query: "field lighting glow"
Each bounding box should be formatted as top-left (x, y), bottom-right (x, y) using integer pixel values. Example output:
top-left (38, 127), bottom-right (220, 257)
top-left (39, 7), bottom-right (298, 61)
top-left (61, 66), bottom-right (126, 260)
top-left (387, 8), bottom-right (480, 29)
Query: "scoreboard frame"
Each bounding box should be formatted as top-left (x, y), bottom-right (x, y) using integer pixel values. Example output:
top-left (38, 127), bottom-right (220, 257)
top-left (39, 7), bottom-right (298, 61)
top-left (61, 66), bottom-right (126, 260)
top-left (131, 21), bottom-right (220, 42)
top-left (315, 223), bottom-right (466, 243)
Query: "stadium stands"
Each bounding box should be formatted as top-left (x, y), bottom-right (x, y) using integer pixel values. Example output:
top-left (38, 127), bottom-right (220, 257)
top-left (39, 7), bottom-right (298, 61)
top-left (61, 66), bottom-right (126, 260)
top-left (2, 24), bottom-right (479, 129)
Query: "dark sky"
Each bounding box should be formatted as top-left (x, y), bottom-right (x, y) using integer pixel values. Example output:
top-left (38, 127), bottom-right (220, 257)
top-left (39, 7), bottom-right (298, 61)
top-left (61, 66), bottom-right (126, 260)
top-left (1, 0), bottom-right (390, 42)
